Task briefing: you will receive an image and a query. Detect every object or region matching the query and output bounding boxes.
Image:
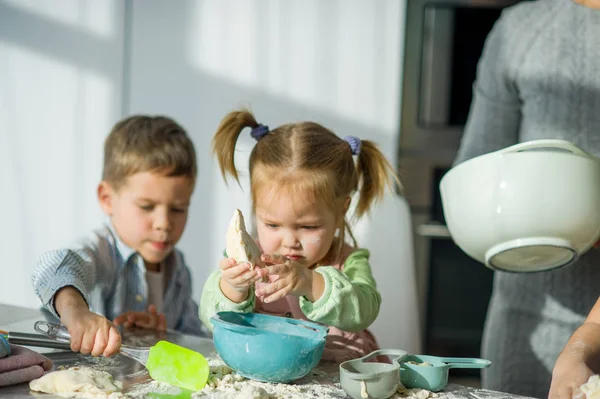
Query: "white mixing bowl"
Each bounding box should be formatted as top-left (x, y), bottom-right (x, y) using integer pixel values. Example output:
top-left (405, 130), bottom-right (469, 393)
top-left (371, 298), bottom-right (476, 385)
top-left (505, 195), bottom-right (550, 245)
top-left (440, 140), bottom-right (600, 272)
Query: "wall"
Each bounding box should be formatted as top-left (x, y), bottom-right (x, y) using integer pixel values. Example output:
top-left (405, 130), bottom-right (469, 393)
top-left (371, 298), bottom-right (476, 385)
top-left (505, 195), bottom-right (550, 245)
top-left (0, 0), bottom-right (125, 308)
top-left (0, 0), bottom-right (417, 352)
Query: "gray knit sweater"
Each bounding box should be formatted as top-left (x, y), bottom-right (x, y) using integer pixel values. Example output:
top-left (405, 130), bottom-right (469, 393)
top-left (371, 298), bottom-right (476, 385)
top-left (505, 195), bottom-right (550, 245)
top-left (454, 1), bottom-right (600, 397)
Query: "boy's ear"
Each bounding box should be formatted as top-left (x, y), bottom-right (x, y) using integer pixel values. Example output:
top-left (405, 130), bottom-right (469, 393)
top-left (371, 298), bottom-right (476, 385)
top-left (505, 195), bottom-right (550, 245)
top-left (97, 181), bottom-right (115, 216)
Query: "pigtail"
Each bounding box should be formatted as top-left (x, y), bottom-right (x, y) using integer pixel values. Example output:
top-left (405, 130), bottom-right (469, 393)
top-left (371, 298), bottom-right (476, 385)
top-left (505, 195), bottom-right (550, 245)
top-left (212, 110), bottom-right (259, 185)
top-left (354, 141), bottom-right (401, 218)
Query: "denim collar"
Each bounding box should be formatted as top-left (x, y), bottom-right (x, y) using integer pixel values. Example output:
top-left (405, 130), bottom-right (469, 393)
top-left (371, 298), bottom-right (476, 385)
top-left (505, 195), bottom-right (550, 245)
top-left (106, 221), bottom-right (138, 270)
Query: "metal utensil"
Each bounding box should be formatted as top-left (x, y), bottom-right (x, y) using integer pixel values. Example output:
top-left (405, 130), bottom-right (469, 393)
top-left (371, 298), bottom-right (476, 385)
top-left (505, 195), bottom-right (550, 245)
top-left (34, 321), bottom-right (149, 365)
top-left (2, 327), bottom-right (71, 350)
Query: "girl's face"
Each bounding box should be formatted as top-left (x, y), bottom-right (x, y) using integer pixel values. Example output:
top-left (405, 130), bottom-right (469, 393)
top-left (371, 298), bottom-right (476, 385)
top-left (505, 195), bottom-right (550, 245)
top-left (255, 189), bottom-right (343, 268)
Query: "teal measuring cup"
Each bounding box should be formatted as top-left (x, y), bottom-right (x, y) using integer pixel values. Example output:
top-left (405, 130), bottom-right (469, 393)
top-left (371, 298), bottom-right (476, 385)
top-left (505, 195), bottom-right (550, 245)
top-left (400, 354), bottom-right (491, 392)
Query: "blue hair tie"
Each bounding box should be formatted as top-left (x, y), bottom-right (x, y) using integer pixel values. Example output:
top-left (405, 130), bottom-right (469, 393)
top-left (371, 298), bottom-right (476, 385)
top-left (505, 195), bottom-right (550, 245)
top-left (344, 135), bottom-right (361, 155)
top-left (250, 124), bottom-right (269, 141)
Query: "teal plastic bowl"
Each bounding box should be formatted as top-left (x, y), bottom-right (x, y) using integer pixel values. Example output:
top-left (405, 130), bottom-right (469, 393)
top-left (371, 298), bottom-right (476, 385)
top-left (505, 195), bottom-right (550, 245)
top-left (210, 312), bottom-right (328, 383)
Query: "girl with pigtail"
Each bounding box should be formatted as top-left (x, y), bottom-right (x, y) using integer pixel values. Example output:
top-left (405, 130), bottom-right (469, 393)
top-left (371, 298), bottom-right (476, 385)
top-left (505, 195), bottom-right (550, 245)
top-left (200, 109), bottom-right (401, 362)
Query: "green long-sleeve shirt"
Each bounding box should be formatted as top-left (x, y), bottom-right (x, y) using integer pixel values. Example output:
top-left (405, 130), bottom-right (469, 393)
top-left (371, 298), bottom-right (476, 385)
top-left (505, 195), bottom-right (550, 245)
top-left (199, 249), bottom-right (381, 333)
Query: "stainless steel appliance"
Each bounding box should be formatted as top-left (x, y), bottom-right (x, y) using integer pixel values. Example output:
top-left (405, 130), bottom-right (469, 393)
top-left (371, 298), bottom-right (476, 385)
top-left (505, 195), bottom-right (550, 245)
top-left (398, 0), bottom-right (526, 374)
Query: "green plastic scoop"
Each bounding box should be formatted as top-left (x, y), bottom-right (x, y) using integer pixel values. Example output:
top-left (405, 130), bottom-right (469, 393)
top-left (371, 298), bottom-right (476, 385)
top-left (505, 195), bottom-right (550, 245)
top-left (144, 340), bottom-right (209, 391)
top-left (34, 321), bottom-right (209, 391)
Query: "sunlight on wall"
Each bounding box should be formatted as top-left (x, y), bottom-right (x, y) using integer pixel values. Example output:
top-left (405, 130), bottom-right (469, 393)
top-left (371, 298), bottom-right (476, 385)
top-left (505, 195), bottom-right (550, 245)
top-left (188, 0), bottom-right (403, 133)
top-left (193, 0), bottom-right (259, 92)
top-left (1, 0), bottom-right (116, 38)
top-left (0, 0), bottom-right (122, 308)
top-left (0, 41), bottom-right (113, 307)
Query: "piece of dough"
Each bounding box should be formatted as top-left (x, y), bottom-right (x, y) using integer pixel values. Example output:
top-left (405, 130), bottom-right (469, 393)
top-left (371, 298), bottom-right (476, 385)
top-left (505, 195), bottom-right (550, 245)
top-left (29, 367), bottom-right (123, 398)
top-left (234, 385), bottom-right (270, 399)
top-left (582, 375), bottom-right (600, 399)
top-left (226, 209), bottom-right (262, 270)
top-left (406, 361), bottom-right (433, 366)
top-left (360, 380), bottom-right (368, 398)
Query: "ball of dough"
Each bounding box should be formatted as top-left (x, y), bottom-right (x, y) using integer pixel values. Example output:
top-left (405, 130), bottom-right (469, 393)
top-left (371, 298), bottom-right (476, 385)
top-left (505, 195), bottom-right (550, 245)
top-left (226, 209), bottom-right (263, 270)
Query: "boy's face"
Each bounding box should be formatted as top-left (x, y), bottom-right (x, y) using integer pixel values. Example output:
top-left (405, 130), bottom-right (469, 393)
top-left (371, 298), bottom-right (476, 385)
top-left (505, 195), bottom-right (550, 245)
top-left (98, 171), bottom-right (194, 270)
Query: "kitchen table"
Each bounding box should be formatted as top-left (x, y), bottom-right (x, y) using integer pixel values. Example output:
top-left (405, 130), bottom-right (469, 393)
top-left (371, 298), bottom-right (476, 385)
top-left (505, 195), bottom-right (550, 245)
top-left (0, 304), bottom-right (534, 399)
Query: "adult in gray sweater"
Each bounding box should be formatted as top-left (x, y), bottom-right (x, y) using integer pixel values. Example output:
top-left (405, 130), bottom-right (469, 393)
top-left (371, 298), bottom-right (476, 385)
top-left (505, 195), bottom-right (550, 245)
top-left (453, 0), bottom-right (600, 397)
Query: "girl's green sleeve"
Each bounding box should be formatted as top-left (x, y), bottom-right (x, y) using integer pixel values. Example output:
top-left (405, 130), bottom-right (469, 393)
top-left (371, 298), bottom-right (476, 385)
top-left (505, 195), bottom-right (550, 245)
top-left (199, 269), bottom-right (255, 332)
top-left (299, 249), bottom-right (381, 332)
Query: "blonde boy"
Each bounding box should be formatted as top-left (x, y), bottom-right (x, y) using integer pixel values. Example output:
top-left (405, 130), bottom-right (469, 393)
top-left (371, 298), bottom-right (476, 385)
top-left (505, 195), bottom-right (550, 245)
top-left (32, 115), bottom-right (206, 357)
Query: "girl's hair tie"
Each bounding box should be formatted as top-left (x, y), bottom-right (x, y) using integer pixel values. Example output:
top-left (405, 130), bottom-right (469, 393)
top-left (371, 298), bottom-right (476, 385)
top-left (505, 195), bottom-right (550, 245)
top-left (344, 135), bottom-right (361, 155)
top-left (250, 124), bottom-right (269, 141)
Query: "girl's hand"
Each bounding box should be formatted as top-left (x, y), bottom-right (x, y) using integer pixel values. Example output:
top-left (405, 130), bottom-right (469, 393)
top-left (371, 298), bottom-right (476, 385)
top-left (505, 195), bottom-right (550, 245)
top-left (219, 257), bottom-right (264, 303)
top-left (255, 254), bottom-right (318, 303)
top-left (113, 305), bottom-right (167, 331)
top-left (220, 258), bottom-right (263, 293)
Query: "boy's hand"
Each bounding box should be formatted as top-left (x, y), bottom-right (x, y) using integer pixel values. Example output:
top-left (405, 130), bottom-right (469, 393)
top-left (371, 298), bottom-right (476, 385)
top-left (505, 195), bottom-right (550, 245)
top-left (60, 307), bottom-right (121, 357)
top-left (255, 254), bottom-right (324, 303)
top-left (113, 305), bottom-right (167, 331)
top-left (55, 286), bottom-right (121, 357)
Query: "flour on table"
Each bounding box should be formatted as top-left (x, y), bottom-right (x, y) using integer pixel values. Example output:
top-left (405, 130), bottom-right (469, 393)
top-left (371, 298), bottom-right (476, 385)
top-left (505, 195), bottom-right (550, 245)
top-left (58, 355), bottom-right (121, 374)
top-left (233, 385), bottom-right (270, 399)
top-left (397, 382), bottom-right (438, 399)
top-left (29, 366), bottom-right (124, 398)
top-left (581, 375), bottom-right (600, 399)
top-left (190, 357), bottom-right (440, 399)
top-left (125, 380), bottom-right (183, 398)
top-left (54, 356), bottom-right (438, 399)
top-left (191, 357), bottom-right (348, 399)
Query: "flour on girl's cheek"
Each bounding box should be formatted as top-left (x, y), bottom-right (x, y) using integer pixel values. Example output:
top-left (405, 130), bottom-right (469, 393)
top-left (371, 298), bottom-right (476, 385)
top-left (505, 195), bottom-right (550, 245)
top-left (303, 236), bottom-right (322, 247)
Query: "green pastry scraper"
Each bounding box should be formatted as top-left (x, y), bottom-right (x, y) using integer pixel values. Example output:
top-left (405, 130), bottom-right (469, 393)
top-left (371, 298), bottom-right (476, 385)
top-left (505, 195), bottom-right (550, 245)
top-left (34, 321), bottom-right (209, 391)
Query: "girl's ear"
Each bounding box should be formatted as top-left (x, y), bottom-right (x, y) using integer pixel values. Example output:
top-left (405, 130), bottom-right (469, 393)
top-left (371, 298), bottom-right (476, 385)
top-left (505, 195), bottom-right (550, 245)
top-left (97, 181), bottom-right (115, 216)
top-left (335, 196), bottom-right (352, 227)
top-left (343, 196), bottom-right (351, 214)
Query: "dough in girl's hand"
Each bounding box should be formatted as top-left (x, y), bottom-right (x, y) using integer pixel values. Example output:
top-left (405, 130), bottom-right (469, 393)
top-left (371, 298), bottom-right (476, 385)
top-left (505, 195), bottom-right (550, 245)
top-left (226, 209), bottom-right (263, 270)
top-left (582, 375), bottom-right (600, 399)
